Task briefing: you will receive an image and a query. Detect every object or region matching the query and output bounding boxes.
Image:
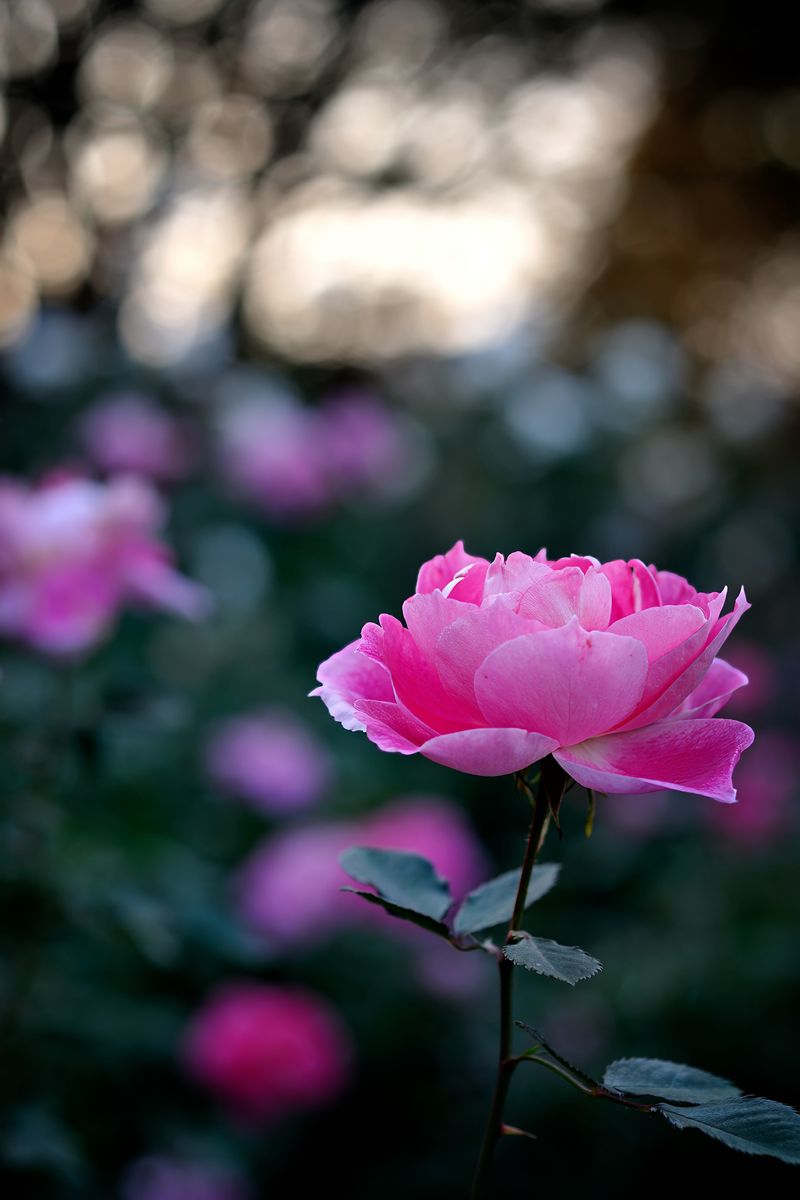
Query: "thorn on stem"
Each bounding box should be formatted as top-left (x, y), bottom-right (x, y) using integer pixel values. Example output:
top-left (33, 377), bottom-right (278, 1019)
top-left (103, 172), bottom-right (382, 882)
top-left (501, 1124), bottom-right (537, 1140)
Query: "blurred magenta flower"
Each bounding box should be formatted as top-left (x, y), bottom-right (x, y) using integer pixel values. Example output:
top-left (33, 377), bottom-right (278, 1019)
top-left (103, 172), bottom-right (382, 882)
top-left (122, 1157), bottom-right (250, 1200)
top-left (216, 393), bottom-right (332, 520)
top-left (181, 983), bottom-right (352, 1122)
top-left (79, 393), bottom-right (197, 483)
top-left (318, 390), bottom-right (421, 499)
top-left (706, 731), bottom-right (797, 846)
top-left (205, 708), bottom-right (333, 814)
top-left (216, 382), bottom-right (424, 520)
top-left (313, 543), bottom-right (754, 801)
top-left (236, 796), bottom-right (487, 946)
top-left (0, 473), bottom-right (209, 656)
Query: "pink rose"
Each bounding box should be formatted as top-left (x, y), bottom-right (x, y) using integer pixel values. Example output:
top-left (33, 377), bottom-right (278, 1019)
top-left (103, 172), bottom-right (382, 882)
top-left (215, 391), bottom-right (332, 520)
top-left (205, 708), bottom-right (333, 814)
top-left (181, 983), bottom-right (352, 1121)
top-left (317, 390), bottom-right (420, 499)
top-left (236, 796), bottom-right (487, 946)
top-left (0, 473), bottom-right (209, 656)
top-left (79, 393), bottom-right (196, 483)
top-left (312, 543), bottom-right (754, 802)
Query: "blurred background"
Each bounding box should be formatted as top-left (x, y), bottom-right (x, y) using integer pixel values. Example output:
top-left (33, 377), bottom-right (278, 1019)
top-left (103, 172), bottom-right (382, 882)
top-left (1, 0), bottom-right (799, 1196)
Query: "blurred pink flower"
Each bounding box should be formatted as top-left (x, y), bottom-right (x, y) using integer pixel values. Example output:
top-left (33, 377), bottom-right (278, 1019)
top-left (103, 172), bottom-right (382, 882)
top-left (0, 473), bottom-right (209, 656)
top-left (79, 393), bottom-right (196, 483)
top-left (318, 390), bottom-right (418, 498)
top-left (236, 795), bottom-right (487, 947)
top-left (181, 982), bottom-right (352, 1122)
top-left (215, 383), bottom-right (423, 520)
top-left (216, 394), bottom-right (332, 520)
top-left (206, 709), bottom-right (333, 814)
top-left (122, 1157), bottom-right (250, 1200)
top-left (365, 795), bottom-right (489, 901)
top-left (314, 543), bottom-right (754, 801)
top-left (706, 731), bottom-right (797, 846)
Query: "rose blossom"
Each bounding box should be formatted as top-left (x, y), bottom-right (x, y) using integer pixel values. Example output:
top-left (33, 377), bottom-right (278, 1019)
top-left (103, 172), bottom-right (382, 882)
top-left (78, 393), bottom-right (196, 483)
top-left (205, 708), bottom-right (333, 814)
top-left (317, 390), bottom-right (419, 498)
top-left (313, 543), bottom-right (754, 801)
top-left (0, 473), bottom-right (209, 655)
top-left (181, 982), bottom-right (352, 1121)
top-left (215, 392), bottom-right (332, 520)
top-left (236, 795), bottom-right (487, 945)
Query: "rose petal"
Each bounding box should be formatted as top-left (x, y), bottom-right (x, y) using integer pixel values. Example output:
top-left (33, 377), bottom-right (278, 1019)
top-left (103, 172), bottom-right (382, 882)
top-left (380, 613), bottom-right (478, 733)
top-left (609, 604), bottom-right (707, 661)
top-left (352, 696), bottom-right (434, 748)
top-left (434, 601), bottom-right (535, 719)
top-left (601, 559), bottom-right (662, 619)
top-left (474, 618), bottom-right (649, 745)
top-left (354, 699), bottom-right (436, 753)
top-left (674, 657), bottom-right (748, 719)
top-left (618, 588), bottom-right (749, 730)
top-left (416, 541), bottom-right (488, 597)
top-left (555, 718), bottom-right (755, 803)
top-left (312, 640), bottom-right (393, 731)
top-left (421, 727), bottom-right (558, 776)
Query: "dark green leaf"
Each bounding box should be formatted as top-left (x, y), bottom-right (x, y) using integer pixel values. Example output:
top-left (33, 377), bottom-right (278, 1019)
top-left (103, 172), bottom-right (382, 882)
top-left (340, 888), bottom-right (451, 937)
top-left (453, 864), bottom-right (560, 935)
top-left (604, 1058), bottom-right (740, 1103)
top-left (504, 932), bottom-right (601, 985)
top-left (659, 1098), bottom-right (800, 1164)
top-left (339, 846), bottom-right (452, 921)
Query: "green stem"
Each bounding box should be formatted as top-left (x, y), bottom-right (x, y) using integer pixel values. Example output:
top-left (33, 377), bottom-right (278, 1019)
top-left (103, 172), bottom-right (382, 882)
top-left (468, 759), bottom-right (563, 1200)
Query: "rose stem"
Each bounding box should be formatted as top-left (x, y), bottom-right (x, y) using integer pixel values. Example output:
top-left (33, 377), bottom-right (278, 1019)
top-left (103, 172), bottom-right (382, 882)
top-left (469, 757), bottom-right (564, 1200)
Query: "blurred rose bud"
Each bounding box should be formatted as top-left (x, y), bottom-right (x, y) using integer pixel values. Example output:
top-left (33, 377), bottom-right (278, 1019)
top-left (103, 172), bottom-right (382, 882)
top-left (0, 472), bottom-right (210, 656)
top-left (181, 983), bottom-right (352, 1121)
top-left (79, 392), bottom-right (197, 483)
top-left (206, 708), bottom-right (333, 815)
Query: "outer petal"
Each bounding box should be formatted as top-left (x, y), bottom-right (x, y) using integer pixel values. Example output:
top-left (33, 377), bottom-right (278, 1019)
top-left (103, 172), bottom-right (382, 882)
top-left (609, 605), bottom-right (706, 661)
top-left (311, 640), bottom-right (393, 731)
top-left (420, 728), bottom-right (559, 776)
top-left (555, 718), bottom-right (755, 803)
top-left (380, 613), bottom-right (478, 732)
top-left (126, 554), bottom-right (212, 619)
top-left (354, 699), bottom-right (437, 754)
top-left (617, 588), bottom-right (749, 731)
top-left (474, 618), bottom-right (649, 746)
top-left (674, 657), bottom-right (748, 719)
